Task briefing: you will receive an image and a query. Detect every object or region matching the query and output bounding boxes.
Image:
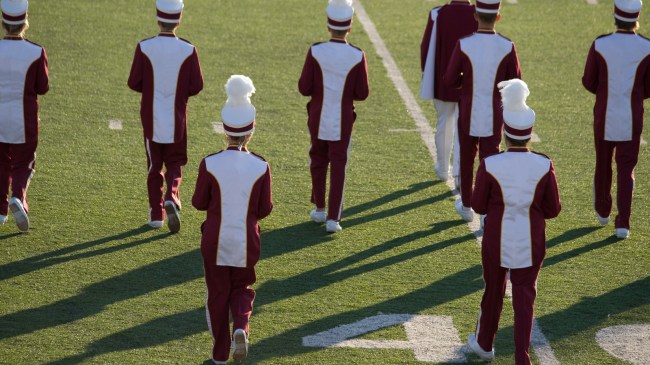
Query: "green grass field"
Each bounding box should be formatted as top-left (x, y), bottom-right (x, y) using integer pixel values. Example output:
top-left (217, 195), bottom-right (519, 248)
top-left (1, 0), bottom-right (649, 364)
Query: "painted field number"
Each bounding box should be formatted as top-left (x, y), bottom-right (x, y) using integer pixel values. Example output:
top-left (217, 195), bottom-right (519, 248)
top-left (302, 314), bottom-right (467, 363)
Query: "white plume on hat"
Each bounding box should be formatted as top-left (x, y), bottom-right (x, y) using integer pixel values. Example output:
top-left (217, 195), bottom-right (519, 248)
top-left (156, 0), bottom-right (183, 23)
top-left (327, 0), bottom-right (354, 30)
top-left (498, 79), bottom-right (536, 140)
top-left (615, 0), bottom-right (642, 22)
top-left (1, 0), bottom-right (28, 25)
top-left (221, 75), bottom-right (257, 136)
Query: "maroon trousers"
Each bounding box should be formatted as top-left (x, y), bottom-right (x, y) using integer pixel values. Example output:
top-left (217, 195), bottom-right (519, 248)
top-left (593, 136), bottom-right (640, 229)
top-left (203, 263), bottom-right (256, 363)
top-left (144, 137), bottom-right (187, 221)
top-left (458, 131), bottom-right (501, 207)
top-left (309, 135), bottom-right (351, 221)
top-left (476, 255), bottom-right (541, 365)
top-left (0, 141), bottom-right (37, 216)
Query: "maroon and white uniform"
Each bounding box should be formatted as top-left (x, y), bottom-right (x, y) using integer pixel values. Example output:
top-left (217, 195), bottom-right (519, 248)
top-left (444, 30), bottom-right (521, 207)
top-left (471, 148), bottom-right (561, 365)
top-left (582, 30), bottom-right (650, 229)
top-left (192, 147), bottom-right (273, 363)
top-left (420, 1), bottom-right (477, 180)
top-left (128, 33), bottom-right (203, 220)
top-left (298, 39), bottom-right (369, 221)
top-left (0, 36), bottom-right (49, 216)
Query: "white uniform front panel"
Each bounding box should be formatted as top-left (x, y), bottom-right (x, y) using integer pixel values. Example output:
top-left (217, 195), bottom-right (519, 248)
top-left (460, 34), bottom-right (512, 137)
top-left (140, 37), bottom-right (194, 143)
top-left (206, 151), bottom-right (268, 267)
top-left (312, 42), bottom-right (363, 141)
top-left (0, 40), bottom-right (42, 144)
top-left (485, 152), bottom-right (550, 268)
top-left (595, 33), bottom-right (650, 141)
top-left (419, 8), bottom-right (439, 100)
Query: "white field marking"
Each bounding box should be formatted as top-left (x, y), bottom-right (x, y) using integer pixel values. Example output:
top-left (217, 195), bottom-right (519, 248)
top-left (531, 320), bottom-right (561, 365)
top-left (353, 0), bottom-right (482, 236)
top-left (389, 128), bottom-right (419, 133)
top-left (212, 122), bottom-right (225, 134)
top-left (303, 314), bottom-right (466, 363)
top-left (596, 324), bottom-right (650, 365)
top-left (506, 0), bottom-right (518, 4)
top-left (586, 0), bottom-right (599, 5)
top-left (531, 132), bottom-right (541, 143)
top-left (641, 137), bottom-right (647, 146)
top-left (108, 119), bottom-right (123, 130)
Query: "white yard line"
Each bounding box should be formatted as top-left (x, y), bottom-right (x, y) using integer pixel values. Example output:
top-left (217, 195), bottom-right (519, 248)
top-left (108, 119), bottom-right (123, 130)
top-left (353, 0), bottom-right (481, 235)
top-left (586, 0), bottom-right (599, 5)
top-left (353, 2), bottom-right (558, 363)
top-left (531, 320), bottom-right (561, 365)
top-left (506, 0), bottom-right (518, 4)
top-left (531, 132), bottom-right (541, 143)
top-left (641, 137), bottom-right (647, 146)
top-left (212, 122), bottom-right (225, 134)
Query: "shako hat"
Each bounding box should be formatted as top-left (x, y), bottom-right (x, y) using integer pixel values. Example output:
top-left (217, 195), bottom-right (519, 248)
top-left (476, 0), bottom-right (500, 14)
top-left (1, 0), bottom-right (28, 25)
top-left (327, 0), bottom-right (354, 30)
top-left (498, 79), bottom-right (536, 140)
top-left (614, 0), bottom-right (642, 22)
top-left (156, 0), bottom-right (183, 23)
top-left (221, 75), bottom-right (256, 137)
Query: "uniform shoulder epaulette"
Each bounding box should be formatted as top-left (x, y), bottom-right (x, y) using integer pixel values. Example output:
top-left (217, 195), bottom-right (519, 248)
top-left (24, 39), bottom-right (43, 48)
top-left (140, 36), bottom-right (156, 43)
top-left (531, 150), bottom-right (551, 160)
top-left (249, 151), bottom-right (267, 162)
top-left (178, 37), bottom-right (194, 45)
top-left (348, 43), bottom-right (364, 52)
top-left (638, 33), bottom-right (650, 42)
top-left (595, 32), bottom-right (614, 40)
top-left (497, 33), bottom-right (514, 43)
top-left (205, 150), bottom-right (225, 158)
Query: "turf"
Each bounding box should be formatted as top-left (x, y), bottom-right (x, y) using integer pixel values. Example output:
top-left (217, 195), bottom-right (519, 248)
top-left (0, 0), bottom-right (648, 364)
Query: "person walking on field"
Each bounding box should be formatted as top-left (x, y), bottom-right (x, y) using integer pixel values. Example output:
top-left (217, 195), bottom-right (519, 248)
top-left (467, 79), bottom-right (561, 365)
top-left (0, 0), bottom-right (49, 232)
top-left (582, 0), bottom-right (650, 239)
top-left (128, 0), bottom-right (204, 233)
top-left (298, 0), bottom-right (369, 233)
top-left (192, 75), bottom-right (273, 364)
top-left (443, 0), bottom-right (521, 223)
top-left (420, 0), bottom-right (477, 187)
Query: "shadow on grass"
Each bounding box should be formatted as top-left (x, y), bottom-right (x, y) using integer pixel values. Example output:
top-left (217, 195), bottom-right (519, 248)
top-left (0, 225), bottom-right (162, 281)
top-left (0, 231), bottom-right (22, 240)
top-left (0, 234), bottom-right (200, 341)
top-left (262, 181), bottom-right (442, 261)
top-left (257, 220), bottom-right (468, 309)
top-left (546, 225), bottom-right (601, 249)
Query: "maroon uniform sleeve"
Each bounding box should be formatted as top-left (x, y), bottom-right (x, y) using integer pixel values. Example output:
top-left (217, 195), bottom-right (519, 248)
top-left (471, 160), bottom-right (490, 215)
top-left (354, 53), bottom-right (370, 101)
top-left (35, 48), bottom-right (49, 95)
top-left (298, 48), bottom-right (315, 96)
top-left (257, 165), bottom-right (273, 220)
top-left (582, 43), bottom-right (599, 94)
top-left (541, 161), bottom-right (561, 219)
top-left (188, 48), bottom-right (204, 96)
top-left (128, 44), bottom-right (144, 93)
top-left (506, 44), bottom-right (522, 80)
top-left (443, 42), bottom-right (463, 89)
top-left (192, 159), bottom-right (211, 211)
top-left (420, 13), bottom-right (434, 72)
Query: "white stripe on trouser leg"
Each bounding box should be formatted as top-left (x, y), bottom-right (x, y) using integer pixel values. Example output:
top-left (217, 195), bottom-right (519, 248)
top-left (337, 138), bottom-right (353, 221)
top-left (145, 139), bottom-right (153, 173)
top-left (205, 287), bottom-right (214, 337)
